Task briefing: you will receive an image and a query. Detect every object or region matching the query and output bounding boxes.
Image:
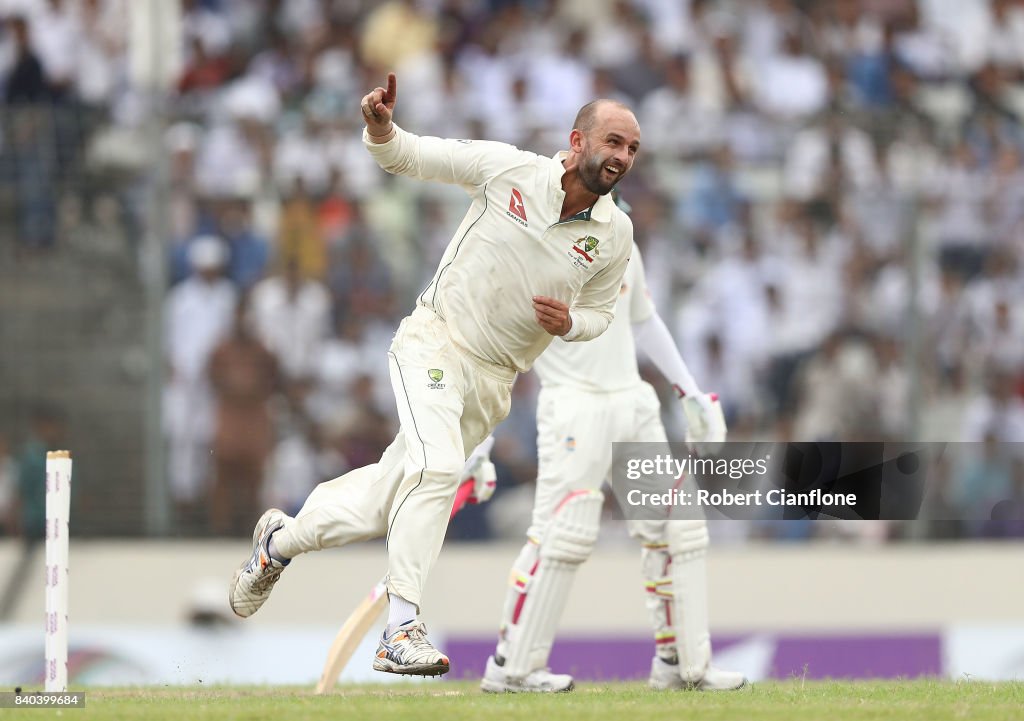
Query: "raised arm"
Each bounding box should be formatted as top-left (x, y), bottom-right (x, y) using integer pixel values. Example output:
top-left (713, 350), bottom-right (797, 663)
top-left (360, 72), bottom-right (525, 190)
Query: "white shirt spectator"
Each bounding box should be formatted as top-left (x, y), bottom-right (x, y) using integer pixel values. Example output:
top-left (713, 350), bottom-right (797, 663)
top-left (181, 0), bottom-right (232, 58)
top-left (783, 124), bottom-right (879, 201)
top-left (274, 120), bottom-right (331, 196)
top-left (640, 82), bottom-right (723, 158)
top-left (917, 0), bottom-right (992, 73)
top-left (983, 0), bottom-right (1024, 70)
top-left (928, 147), bottom-right (993, 250)
top-left (165, 238), bottom-right (237, 382)
top-left (750, 48), bottom-right (828, 120)
top-left (250, 273), bottom-right (332, 381)
top-left (961, 388), bottom-right (1024, 444)
top-left (455, 43), bottom-right (517, 133)
top-left (194, 122), bottom-right (263, 198)
top-left (524, 40), bottom-right (594, 132)
top-left (30, 0), bottom-right (80, 87)
top-left (75, 0), bottom-right (126, 105)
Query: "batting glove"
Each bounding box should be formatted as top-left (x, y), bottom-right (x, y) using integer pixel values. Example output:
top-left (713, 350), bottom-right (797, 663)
top-left (676, 387), bottom-right (727, 445)
top-left (460, 436), bottom-right (497, 505)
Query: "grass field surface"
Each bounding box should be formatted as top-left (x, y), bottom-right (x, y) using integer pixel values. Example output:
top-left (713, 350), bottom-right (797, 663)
top-left (13, 680), bottom-right (1023, 721)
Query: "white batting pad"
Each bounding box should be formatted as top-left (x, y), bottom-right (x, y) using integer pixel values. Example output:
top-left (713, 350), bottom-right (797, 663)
top-left (501, 490), bottom-right (603, 678)
top-left (667, 519), bottom-right (711, 683)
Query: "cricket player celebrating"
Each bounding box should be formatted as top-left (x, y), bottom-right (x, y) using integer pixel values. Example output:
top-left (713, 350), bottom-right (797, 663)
top-left (480, 234), bottom-right (747, 692)
top-left (229, 73), bottom-right (639, 677)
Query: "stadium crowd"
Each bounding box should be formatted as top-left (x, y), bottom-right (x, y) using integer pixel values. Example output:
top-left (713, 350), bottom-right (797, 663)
top-left (1, 0), bottom-right (1022, 540)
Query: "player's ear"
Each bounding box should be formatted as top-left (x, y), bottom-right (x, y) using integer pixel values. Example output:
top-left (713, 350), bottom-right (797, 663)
top-left (569, 128), bottom-right (585, 153)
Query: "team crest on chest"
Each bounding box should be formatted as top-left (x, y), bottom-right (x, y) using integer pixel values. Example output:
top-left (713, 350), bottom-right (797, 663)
top-left (569, 235), bottom-right (600, 270)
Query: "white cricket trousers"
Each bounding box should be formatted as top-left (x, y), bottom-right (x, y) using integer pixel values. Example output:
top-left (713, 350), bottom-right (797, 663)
top-left (528, 382), bottom-right (669, 543)
top-left (273, 306), bottom-right (514, 605)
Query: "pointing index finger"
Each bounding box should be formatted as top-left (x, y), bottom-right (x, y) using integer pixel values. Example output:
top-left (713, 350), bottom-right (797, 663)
top-left (385, 72), bottom-right (397, 104)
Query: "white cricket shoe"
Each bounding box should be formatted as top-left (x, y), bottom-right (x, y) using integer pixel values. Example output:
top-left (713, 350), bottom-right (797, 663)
top-left (229, 508), bottom-right (289, 618)
top-left (480, 655), bottom-right (575, 693)
top-left (648, 656), bottom-right (748, 691)
top-left (373, 621), bottom-right (450, 676)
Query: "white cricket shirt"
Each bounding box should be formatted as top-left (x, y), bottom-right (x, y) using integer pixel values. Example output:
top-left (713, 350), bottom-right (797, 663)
top-left (364, 125), bottom-right (633, 373)
top-left (534, 243), bottom-right (655, 393)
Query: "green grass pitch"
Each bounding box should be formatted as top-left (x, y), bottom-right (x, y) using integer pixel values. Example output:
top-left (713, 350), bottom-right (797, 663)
top-left (24, 680), bottom-right (1024, 721)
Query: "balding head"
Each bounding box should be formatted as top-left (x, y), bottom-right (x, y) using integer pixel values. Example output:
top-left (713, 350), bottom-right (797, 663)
top-left (567, 99), bottom-right (641, 196)
top-left (573, 99), bottom-right (637, 137)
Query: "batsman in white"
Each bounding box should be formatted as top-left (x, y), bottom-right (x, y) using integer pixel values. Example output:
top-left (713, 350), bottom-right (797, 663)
top-left (480, 231), bottom-right (747, 693)
top-left (229, 72), bottom-right (640, 676)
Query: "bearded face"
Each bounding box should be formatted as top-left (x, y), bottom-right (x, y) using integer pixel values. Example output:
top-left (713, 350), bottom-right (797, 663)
top-left (576, 133), bottom-right (631, 196)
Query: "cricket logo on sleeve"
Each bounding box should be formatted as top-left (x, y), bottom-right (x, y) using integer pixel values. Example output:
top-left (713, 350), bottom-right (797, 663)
top-left (427, 369), bottom-right (446, 389)
top-left (569, 236), bottom-right (600, 270)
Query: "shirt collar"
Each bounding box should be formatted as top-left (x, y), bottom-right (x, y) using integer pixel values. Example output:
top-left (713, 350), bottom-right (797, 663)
top-left (550, 151), bottom-right (614, 224)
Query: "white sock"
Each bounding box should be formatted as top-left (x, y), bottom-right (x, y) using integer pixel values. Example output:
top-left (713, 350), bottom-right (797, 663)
top-left (386, 593), bottom-right (418, 634)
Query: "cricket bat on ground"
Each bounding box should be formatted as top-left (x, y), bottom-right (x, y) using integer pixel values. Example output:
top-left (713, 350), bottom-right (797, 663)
top-left (315, 478), bottom-right (479, 694)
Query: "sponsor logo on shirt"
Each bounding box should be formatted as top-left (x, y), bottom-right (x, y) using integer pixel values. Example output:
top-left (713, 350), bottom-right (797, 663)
top-left (506, 188), bottom-right (528, 227)
top-left (427, 368), bottom-right (446, 389)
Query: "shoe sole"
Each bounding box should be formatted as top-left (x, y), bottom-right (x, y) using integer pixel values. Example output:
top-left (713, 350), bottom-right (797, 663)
top-left (373, 659), bottom-right (450, 677)
top-left (229, 509), bottom-right (286, 618)
top-left (480, 679), bottom-right (575, 693)
top-left (699, 679), bottom-right (749, 691)
top-left (649, 678), bottom-right (749, 691)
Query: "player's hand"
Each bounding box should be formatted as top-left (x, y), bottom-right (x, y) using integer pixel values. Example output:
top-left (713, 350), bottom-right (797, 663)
top-left (533, 296), bottom-right (572, 336)
top-left (361, 72), bottom-right (397, 138)
top-left (681, 391), bottom-right (727, 446)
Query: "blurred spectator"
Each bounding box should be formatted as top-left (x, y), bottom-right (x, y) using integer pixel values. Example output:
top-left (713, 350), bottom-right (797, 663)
top-left (276, 178), bottom-right (327, 279)
top-left (208, 297), bottom-right (280, 536)
top-left (929, 140), bottom-right (993, 279)
top-left (164, 236), bottom-right (237, 531)
top-left (791, 332), bottom-right (880, 440)
top-left (217, 197), bottom-right (270, 290)
top-left (75, 0), bottom-right (126, 109)
top-left (178, 35), bottom-right (231, 96)
top-left (640, 53), bottom-right (724, 160)
top-left (328, 231), bottom-right (395, 323)
top-left (248, 29), bottom-right (302, 102)
top-left (750, 29), bottom-right (828, 119)
top-left (360, 0), bottom-right (438, 73)
top-left (5, 15), bottom-right (49, 104)
top-left (784, 109), bottom-right (879, 223)
top-left (678, 145), bottom-right (745, 234)
top-left (961, 368), bottom-right (1024, 443)
top-left (952, 433), bottom-right (1015, 527)
top-left (29, 0), bottom-right (78, 98)
top-left (249, 260), bottom-right (331, 382)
